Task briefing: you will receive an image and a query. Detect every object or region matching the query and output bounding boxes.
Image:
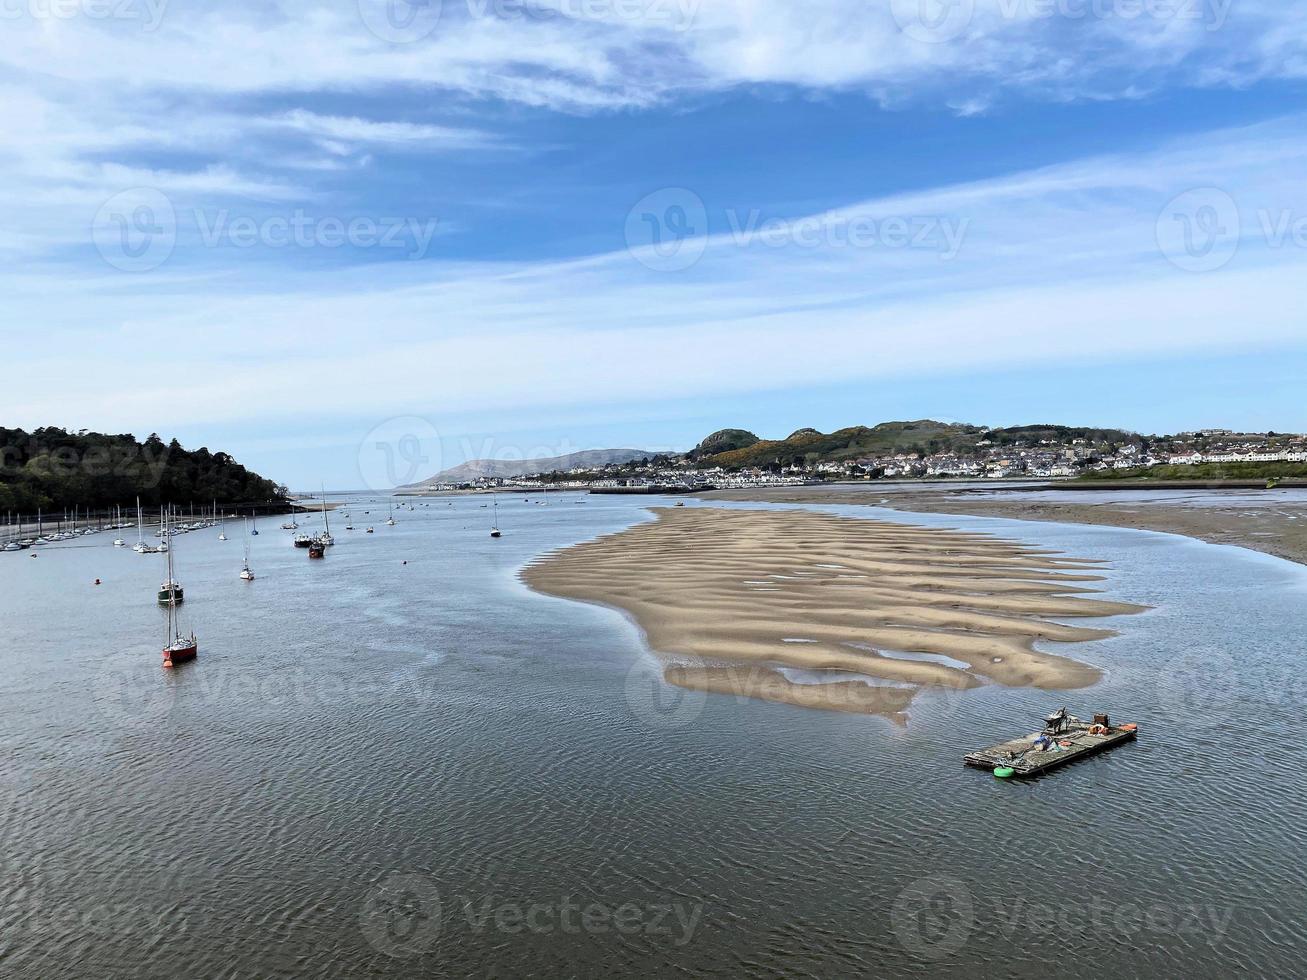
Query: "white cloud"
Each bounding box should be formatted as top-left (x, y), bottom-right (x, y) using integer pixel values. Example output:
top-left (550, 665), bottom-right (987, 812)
top-left (3, 115), bottom-right (1304, 433)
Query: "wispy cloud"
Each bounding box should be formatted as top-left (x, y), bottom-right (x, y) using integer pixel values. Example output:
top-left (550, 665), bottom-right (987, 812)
top-left (4, 116), bottom-right (1304, 432)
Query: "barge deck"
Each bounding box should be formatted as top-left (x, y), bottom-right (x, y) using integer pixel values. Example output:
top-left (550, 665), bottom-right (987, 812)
top-left (965, 709), bottom-right (1138, 777)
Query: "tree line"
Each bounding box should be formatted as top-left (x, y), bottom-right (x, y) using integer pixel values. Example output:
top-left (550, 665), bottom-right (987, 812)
top-left (0, 427), bottom-right (288, 514)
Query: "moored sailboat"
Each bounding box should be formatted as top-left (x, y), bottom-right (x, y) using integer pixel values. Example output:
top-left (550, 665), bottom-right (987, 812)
top-left (240, 519), bottom-right (255, 580)
top-left (318, 486), bottom-right (334, 546)
top-left (161, 516), bottom-right (197, 668)
top-left (157, 511), bottom-right (184, 604)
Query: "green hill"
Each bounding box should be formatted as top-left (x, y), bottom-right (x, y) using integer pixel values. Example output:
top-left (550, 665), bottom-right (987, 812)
top-left (688, 428), bottom-right (761, 460)
top-left (0, 427), bottom-right (288, 513)
top-left (696, 420), bottom-right (1140, 469)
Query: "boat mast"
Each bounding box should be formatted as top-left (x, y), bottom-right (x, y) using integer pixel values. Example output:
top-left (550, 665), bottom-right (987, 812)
top-left (164, 510), bottom-right (175, 643)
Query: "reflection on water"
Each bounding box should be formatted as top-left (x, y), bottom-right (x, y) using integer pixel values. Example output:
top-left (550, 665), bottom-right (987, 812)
top-left (2, 493), bottom-right (1306, 977)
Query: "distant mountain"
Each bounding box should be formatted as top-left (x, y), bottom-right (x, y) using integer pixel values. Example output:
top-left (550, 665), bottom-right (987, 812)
top-left (409, 449), bottom-right (657, 486)
top-left (696, 420), bottom-right (1140, 468)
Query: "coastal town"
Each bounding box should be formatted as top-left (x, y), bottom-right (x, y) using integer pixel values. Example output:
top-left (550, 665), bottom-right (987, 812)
top-left (411, 427), bottom-right (1307, 493)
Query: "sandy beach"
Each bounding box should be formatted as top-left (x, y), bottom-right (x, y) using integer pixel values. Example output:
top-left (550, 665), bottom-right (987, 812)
top-left (523, 507), bottom-right (1145, 720)
top-left (706, 483), bottom-right (1307, 566)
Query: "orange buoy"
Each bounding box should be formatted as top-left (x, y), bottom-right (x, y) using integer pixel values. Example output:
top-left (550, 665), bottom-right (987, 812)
top-left (1120, 723), bottom-right (1138, 732)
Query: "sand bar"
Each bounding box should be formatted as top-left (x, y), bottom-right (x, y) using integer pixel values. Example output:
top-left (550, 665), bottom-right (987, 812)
top-left (707, 483), bottom-right (1307, 567)
top-left (523, 507), bottom-right (1146, 720)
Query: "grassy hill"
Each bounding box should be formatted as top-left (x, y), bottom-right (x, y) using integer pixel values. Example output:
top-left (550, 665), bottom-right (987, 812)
top-left (695, 420), bottom-right (1139, 469)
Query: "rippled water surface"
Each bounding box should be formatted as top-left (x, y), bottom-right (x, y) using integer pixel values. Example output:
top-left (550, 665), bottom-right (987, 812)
top-left (2, 493), bottom-right (1306, 977)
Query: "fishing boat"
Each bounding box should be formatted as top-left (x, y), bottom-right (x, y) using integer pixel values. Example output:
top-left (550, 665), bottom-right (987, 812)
top-left (308, 538), bottom-right (325, 559)
top-left (293, 532), bottom-right (313, 548)
top-left (160, 528), bottom-right (197, 668)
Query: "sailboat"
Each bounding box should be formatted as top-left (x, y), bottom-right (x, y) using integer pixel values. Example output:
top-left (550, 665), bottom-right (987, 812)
top-left (157, 511), bottom-right (184, 604)
top-left (250, 512), bottom-right (260, 536)
top-left (490, 495), bottom-right (503, 538)
top-left (386, 500), bottom-right (396, 526)
top-left (240, 519), bottom-right (255, 580)
top-left (32, 510), bottom-right (48, 546)
top-left (318, 487), bottom-right (334, 546)
top-left (161, 519), bottom-right (197, 668)
top-left (217, 500), bottom-right (227, 541)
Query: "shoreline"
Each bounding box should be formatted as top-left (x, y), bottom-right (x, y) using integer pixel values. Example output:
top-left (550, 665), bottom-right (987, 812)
top-left (523, 506), bottom-right (1146, 721)
top-left (702, 484), bottom-right (1307, 567)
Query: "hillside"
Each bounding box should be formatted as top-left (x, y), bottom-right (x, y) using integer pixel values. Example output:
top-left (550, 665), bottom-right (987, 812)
top-left (697, 420), bottom-right (1140, 469)
top-left (412, 448), bottom-right (656, 486)
top-left (0, 427), bottom-right (287, 512)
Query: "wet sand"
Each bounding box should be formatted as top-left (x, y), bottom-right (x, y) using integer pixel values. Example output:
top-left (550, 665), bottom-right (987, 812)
top-left (706, 484), bottom-right (1307, 566)
top-left (523, 507), bottom-right (1146, 720)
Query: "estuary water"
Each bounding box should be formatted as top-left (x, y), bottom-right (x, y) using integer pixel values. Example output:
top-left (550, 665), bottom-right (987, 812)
top-left (2, 492), bottom-right (1306, 978)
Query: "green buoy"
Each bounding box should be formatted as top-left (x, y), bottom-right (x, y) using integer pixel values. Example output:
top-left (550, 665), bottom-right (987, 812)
top-left (993, 767), bottom-right (1015, 779)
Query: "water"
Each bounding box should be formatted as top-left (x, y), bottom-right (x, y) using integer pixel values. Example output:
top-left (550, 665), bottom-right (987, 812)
top-left (2, 493), bottom-right (1306, 977)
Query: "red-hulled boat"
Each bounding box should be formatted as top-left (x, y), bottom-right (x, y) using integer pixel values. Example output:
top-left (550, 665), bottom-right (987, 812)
top-left (308, 537), bottom-right (325, 559)
top-left (163, 634), bottom-right (198, 668)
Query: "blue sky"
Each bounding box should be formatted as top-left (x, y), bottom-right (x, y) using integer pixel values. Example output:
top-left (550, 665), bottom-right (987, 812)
top-left (2, 0), bottom-right (1305, 488)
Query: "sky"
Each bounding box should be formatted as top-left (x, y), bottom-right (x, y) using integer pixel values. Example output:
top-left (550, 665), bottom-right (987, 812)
top-left (2, 0), bottom-right (1306, 489)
